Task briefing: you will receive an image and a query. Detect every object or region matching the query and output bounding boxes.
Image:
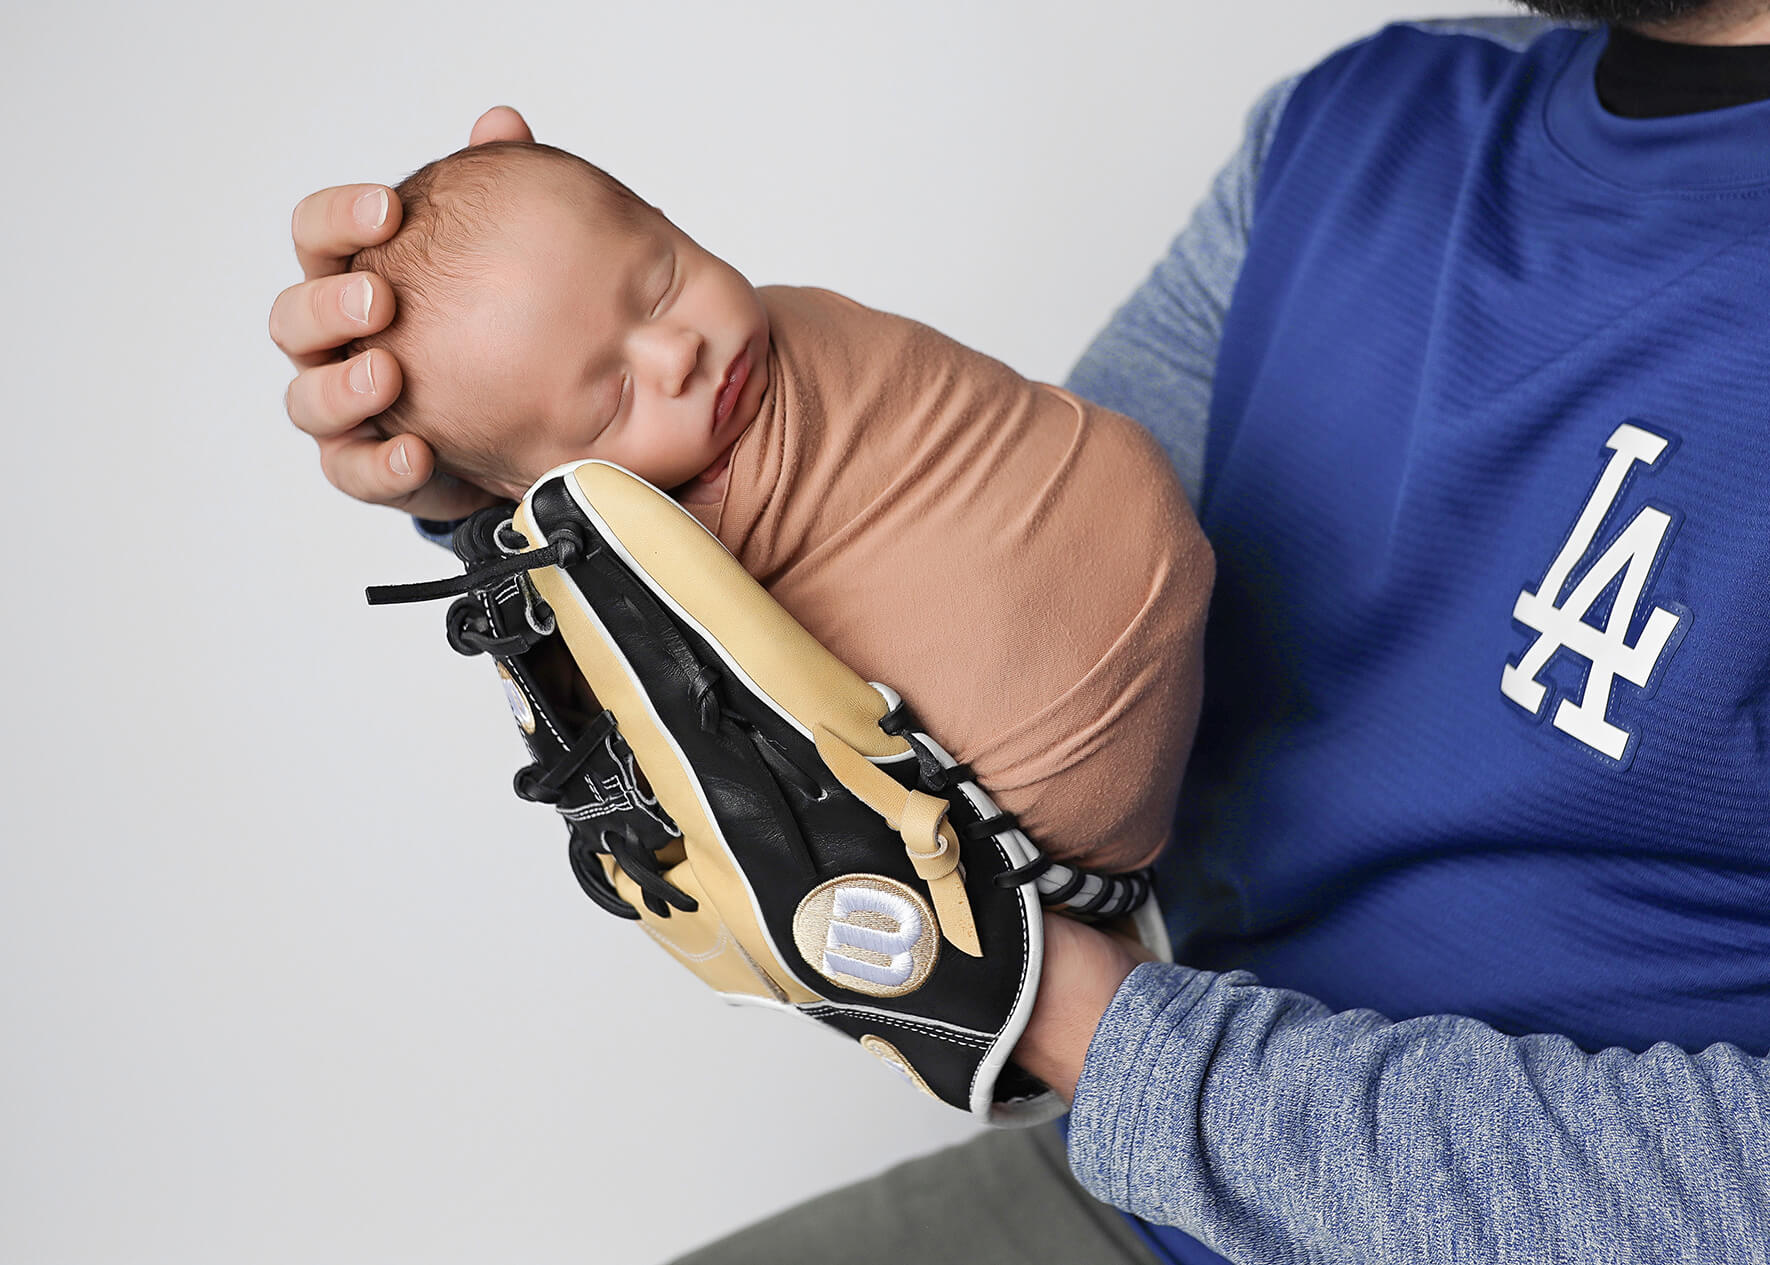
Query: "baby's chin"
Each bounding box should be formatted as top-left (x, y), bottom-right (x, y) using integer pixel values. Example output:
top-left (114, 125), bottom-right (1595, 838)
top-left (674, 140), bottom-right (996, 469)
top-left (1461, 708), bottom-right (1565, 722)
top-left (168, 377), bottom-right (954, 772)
top-left (673, 447), bottom-right (735, 506)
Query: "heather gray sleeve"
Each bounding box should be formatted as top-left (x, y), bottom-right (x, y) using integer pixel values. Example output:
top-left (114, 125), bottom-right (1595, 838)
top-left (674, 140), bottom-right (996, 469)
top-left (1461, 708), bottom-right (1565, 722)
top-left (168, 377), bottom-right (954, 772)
top-left (1068, 964), bottom-right (1770, 1265)
top-left (414, 517), bottom-right (458, 549)
top-left (1061, 75), bottom-right (1297, 508)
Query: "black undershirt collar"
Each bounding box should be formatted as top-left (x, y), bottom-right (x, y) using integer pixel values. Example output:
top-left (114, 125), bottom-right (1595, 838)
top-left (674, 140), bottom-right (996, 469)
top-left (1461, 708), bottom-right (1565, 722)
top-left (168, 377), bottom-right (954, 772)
top-left (1597, 24), bottom-right (1770, 117)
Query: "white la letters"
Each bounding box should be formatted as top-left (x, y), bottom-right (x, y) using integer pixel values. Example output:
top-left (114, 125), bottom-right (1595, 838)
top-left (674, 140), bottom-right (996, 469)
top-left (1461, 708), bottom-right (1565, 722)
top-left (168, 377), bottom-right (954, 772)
top-left (1500, 422), bottom-right (1686, 763)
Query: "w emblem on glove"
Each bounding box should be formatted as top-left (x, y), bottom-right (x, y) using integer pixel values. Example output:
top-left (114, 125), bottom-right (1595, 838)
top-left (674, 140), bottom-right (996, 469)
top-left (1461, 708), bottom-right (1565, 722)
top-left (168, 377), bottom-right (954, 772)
top-left (794, 876), bottom-right (940, 997)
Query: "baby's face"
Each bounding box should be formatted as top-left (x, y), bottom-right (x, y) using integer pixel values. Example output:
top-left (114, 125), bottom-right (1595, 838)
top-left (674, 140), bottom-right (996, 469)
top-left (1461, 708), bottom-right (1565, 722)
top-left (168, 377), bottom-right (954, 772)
top-left (428, 190), bottom-right (770, 500)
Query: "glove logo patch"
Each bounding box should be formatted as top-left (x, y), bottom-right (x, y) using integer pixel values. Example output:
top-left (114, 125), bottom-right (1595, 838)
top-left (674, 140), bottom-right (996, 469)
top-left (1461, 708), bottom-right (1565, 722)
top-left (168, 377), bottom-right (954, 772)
top-left (495, 663), bottom-right (537, 735)
top-left (793, 876), bottom-right (939, 998)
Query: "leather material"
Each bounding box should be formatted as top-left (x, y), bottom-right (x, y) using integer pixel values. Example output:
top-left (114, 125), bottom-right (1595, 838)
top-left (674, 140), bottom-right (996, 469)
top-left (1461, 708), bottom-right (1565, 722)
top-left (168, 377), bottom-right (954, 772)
top-left (495, 461), bottom-right (1056, 1123)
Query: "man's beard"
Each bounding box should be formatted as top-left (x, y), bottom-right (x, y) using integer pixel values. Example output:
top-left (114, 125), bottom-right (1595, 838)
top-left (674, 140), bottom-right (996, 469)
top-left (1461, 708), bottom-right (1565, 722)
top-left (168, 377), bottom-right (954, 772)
top-left (1514, 0), bottom-right (1721, 20)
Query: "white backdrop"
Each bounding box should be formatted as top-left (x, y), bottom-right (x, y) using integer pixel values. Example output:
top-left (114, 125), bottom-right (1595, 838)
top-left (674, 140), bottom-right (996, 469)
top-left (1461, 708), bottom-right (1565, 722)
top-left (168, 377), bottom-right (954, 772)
top-left (2, 2), bottom-right (1511, 1261)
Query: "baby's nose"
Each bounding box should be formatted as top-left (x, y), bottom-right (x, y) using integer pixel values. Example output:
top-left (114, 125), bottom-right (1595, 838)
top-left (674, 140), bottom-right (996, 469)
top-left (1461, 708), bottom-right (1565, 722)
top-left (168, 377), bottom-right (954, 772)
top-left (640, 326), bottom-right (703, 395)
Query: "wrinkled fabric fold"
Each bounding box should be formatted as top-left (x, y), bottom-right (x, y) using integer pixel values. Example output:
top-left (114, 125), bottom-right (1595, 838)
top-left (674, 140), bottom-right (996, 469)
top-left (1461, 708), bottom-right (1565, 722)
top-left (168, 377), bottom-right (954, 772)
top-left (694, 285), bottom-right (1210, 870)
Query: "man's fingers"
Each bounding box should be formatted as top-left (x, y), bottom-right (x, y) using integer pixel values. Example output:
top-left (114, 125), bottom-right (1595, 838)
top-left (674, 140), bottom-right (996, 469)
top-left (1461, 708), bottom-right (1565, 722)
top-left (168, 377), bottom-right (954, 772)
top-left (269, 272), bottom-right (394, 371)
top-left (317, 425), bottom-right (433, 506)
top-left (291, 183), bottom-right (402, 281)
top-left (468, 105), bottom-right (534, 146)
top-left (275, 118), bottom-right (524, 524)
top-left (284, 349), bottom-right (403, 439)
top-left (316, 428), bottom-right (499, 520)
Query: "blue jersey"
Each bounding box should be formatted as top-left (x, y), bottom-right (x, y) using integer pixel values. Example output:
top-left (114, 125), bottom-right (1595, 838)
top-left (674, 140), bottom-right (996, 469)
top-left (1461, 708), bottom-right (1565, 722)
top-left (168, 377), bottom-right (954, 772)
top-left (1065, 19), bottom-right (1770, 1264)
top-left (1184, 18), bottom-right (1770, 1056)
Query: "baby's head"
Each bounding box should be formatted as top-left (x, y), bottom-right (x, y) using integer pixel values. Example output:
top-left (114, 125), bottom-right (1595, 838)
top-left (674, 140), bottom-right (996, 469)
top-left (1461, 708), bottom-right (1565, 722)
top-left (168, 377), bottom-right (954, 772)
top-left (345, 142), bottom-right (770, 501)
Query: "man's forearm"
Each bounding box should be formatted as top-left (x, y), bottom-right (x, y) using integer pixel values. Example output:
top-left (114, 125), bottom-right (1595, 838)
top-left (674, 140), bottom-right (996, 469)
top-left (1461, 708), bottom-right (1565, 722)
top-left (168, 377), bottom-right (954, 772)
top-left (1013, 913), bottom-right (1144, 1102)
top-left (1068, 964), bottom-right (1770, 1264)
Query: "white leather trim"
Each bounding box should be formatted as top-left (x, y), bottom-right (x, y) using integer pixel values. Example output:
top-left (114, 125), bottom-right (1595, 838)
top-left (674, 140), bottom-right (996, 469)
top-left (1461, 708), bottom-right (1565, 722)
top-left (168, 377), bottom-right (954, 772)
top-left (866, 684), bottom-right (1050, 1125)
top-left (520, 468), bottom-right (819, 1000)
top-left (561, 461), bottom-right (915, 767)
top-left (542, 462), bottom-right (1051, 1125)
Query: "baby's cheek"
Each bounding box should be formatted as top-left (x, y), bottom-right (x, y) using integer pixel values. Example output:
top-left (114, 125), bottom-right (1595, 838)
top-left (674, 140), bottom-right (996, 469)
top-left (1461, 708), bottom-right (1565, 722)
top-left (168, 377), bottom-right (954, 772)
top-left (496, 428), bottom-right (579, 494)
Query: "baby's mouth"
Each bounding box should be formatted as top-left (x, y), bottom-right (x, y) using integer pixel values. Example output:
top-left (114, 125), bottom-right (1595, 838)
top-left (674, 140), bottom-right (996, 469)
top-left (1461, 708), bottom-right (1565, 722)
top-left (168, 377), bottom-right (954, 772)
top-left (713, 349), bottom-right (752, 433)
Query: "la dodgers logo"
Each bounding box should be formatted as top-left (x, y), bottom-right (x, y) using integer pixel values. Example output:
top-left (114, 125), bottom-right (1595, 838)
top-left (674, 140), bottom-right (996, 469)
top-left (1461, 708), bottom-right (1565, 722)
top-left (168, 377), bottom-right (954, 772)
top-left (1500, 422), bottom-right (1689, 767)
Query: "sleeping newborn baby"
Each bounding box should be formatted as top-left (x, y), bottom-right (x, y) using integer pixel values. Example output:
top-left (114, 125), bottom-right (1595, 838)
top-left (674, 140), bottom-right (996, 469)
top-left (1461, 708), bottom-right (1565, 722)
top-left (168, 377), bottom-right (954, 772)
top-left (347, 141), bottom-right (1212, 872)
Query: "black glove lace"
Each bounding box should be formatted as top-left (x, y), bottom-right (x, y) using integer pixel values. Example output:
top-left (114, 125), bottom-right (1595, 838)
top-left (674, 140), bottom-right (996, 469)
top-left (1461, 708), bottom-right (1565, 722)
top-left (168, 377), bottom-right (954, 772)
top-left (601, 824), bottom-right (699, 918)
top-left (364, 528), bottom-right (584, 607)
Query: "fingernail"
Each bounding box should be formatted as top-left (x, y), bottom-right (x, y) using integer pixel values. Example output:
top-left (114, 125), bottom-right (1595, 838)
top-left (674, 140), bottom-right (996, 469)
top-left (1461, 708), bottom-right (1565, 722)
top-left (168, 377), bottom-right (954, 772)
top-left (348, 353), bottom-right (376, 395)
top-left (390, 441), bottom-right (412, 477)
top-left (344, 276), bottom-right (373, 325)
top-left (354, 188), bottom-right (389, 231)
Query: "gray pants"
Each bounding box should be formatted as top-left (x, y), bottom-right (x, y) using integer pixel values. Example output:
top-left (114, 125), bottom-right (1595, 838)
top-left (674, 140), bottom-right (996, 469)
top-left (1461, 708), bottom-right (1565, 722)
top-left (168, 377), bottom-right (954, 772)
top-left (670, 1123), bottom-right (1162, 1265)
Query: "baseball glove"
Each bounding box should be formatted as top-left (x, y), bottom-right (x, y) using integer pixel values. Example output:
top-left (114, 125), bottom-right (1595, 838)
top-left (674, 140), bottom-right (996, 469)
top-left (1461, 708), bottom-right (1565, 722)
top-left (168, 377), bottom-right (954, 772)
top-left (367, 460), bottom-right (1164, 1124)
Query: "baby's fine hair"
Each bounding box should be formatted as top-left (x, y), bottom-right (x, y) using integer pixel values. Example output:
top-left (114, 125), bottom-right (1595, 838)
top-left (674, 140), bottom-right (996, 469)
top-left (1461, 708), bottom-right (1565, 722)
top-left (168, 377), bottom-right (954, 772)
top-left (343, 141), bottom-right (647, 489)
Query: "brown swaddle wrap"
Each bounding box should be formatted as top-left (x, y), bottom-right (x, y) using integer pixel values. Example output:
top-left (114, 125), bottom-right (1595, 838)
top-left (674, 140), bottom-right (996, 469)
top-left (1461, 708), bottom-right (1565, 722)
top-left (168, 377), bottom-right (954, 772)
top-left (687, 286), bottom-right (1211, 870)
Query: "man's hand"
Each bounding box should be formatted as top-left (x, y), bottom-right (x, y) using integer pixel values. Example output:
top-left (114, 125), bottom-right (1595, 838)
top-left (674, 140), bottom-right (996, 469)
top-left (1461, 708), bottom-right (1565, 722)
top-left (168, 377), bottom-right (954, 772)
top-left (1014, 912), bottom-right (1153, 1103)
top-left (269, 105), bottom-right (533, 522)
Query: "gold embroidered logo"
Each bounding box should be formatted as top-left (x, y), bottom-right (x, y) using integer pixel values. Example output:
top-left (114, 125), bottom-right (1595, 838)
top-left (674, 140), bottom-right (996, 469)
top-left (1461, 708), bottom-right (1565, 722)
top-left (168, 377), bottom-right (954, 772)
top-left (792, 876), bottom-right (939, 998)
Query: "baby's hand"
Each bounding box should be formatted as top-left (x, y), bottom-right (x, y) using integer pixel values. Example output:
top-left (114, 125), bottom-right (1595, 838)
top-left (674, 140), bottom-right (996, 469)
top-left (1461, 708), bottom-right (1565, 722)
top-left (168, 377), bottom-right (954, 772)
top-left (270, 106), bottom-right (532, 521)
